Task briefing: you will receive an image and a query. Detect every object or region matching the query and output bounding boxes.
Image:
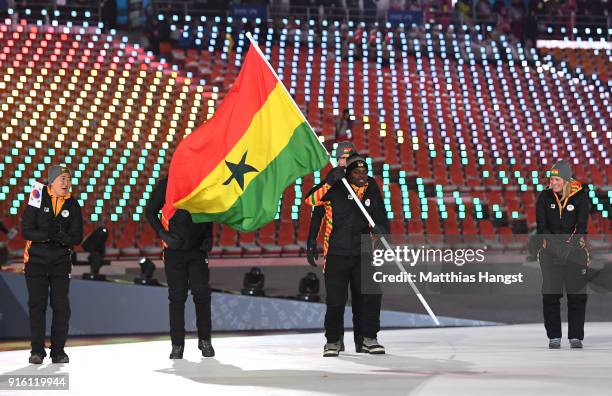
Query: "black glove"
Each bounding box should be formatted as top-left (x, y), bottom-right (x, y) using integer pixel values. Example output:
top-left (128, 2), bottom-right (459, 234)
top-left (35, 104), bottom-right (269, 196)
top-left (371, 224), bottom-right (387, 236)
top-left (306, 239), bottom-right (318, 267)
top-left (201, 236), bottom-right (213, 253)
top-left (325, 167), bottom-right (345, 185)
top-left (159, 230), bottom-right (183, 250)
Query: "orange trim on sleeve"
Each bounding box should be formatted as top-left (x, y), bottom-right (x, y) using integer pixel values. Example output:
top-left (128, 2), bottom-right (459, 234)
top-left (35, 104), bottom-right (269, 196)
top-left (305, 183), bottom-right (332, 207)
top-left (160, 213), bottom-right (170, 249)
top-left (23, 240), bottom-right (32, 264)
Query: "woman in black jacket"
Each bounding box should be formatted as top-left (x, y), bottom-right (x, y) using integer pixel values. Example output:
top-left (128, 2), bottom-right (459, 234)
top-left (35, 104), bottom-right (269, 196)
top-left (536, 159), bottom-right (590, 349)
top-left (21, 165), bottom-right (83, 364)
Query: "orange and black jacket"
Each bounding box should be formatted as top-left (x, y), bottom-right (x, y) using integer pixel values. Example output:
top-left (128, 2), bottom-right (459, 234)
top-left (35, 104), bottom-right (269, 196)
top-left (536, 180), bottom-right (590, 263)
top-left (22, 187), bottom-right (83, 264)
top-left (536, 180), bottom-right (589, 236)
top-left (305, 177), bottom-right (389, 257)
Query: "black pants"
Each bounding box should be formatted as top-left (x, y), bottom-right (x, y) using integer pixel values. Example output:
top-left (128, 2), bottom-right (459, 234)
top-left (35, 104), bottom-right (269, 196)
top-left (25, 257), bottom-right (71, 357)
top-left (348, 286), bottom-right (362, 342)
top-left (164, 249), bottom-right (211, 345)
top-left (324, 254), bottom-right (381, 343)
top-left (541, 258), bottom-right (588, 340)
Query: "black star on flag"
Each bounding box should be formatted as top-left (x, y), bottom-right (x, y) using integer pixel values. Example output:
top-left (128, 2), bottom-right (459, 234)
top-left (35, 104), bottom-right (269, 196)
top-left (223, 151), bottom-right (259, 190)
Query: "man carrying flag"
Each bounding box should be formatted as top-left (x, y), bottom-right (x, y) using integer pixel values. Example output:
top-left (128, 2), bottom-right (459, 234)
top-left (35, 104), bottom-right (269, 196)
top-left (306, 142), bottom-right (368, 353)
top-left (306, 154), bottom-right (389, 357)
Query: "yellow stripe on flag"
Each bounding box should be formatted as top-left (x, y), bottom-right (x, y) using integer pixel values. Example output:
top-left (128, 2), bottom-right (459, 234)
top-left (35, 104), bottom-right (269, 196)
top-left (175, 82), bottom-right (305, 213)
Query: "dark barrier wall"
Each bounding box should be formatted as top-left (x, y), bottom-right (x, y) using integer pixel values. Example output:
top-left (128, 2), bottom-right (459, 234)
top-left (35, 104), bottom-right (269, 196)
top-left (0, 272), bottom-right (495, 338)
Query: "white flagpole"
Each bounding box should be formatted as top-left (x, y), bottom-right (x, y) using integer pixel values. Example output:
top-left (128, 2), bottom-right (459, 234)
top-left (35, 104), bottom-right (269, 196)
top-left (246, 31), bottom-right (440, 326)
top-left (339, 177), bottom-right (440, 326)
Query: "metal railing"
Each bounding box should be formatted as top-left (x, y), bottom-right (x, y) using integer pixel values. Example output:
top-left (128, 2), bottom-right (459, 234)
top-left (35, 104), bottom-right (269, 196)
top-left (149, 1), bottom-right (609, 39)
top-left (4, 1), bottom-right (609, 40)
top-left (8, 1), bottom-right (102, 23)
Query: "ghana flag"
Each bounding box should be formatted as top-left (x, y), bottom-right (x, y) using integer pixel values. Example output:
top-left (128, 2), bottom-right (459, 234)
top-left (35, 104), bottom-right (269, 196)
top-left (161, 38), bottom-right (329, 232)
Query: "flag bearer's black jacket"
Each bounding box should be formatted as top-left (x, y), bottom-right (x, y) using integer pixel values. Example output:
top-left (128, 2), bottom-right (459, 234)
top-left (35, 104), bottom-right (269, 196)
top-left (305, 177), bottom-right (389, 257)
top-left (145, 178), bottom-right (212, 252)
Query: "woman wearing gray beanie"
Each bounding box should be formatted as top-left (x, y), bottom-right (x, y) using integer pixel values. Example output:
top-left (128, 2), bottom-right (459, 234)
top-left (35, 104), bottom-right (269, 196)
top-left (21, 165), bottom-right (83, 364)
top-left (535, 159), bottom-right (590, 349)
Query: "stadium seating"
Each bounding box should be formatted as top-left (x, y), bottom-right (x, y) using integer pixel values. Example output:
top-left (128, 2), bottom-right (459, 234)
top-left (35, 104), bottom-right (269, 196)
top-left (0, 10), bottom-right (609, 260)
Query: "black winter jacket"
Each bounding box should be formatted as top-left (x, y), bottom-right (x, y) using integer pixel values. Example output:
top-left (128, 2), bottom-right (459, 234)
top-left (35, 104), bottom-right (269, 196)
top-left (21, 187), bottom-right (83, 264)
top-left (536, 181), bottom-right (589, 236)
top-left (306, 177), bottom-right (389, 256)
top-left (145, 178), bottom-right (213, 252)
top-left (536, 181), bottom-right (590, 265)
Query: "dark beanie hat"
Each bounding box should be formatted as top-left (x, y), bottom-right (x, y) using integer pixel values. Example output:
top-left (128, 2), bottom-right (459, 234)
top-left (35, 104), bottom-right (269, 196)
top-left (47, 165), bottom-right (72, 185)
top-left (550, 159), bottom-right (572, 181)
top-left (335, 142), bottom-right (356, 161)
top-left (345, 154), bottom-right (368, 175)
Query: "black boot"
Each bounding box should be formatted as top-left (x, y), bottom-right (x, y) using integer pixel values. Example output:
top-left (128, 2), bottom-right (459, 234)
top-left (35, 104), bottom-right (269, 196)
top-left (198, 339), bottom-right (215, 357)
top-left (169, 344), bottom-right (184, 359)
top-left (29, 352), bottom-right (45, 365)
top-left (355, 335), bottom-right (364, 353)
top-left (51, 352), bottom-right (69, 364)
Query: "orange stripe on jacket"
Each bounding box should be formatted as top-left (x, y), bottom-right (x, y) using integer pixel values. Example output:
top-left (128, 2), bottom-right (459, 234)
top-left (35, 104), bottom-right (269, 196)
top-left (160, 212), bottom-right (170, 250)
top-left (23, 240), bottom-right (32, 264)
top-left (305, 183), bottom-right (332, 207)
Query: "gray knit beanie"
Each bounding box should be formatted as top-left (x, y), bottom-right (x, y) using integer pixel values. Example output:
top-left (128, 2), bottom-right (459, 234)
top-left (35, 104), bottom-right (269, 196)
top-left (550, 159), bottom-right (572, 181)
top-left (335, 142), bottom-right (356, 161)
top-left (47, 165), bottom-right (72, 185)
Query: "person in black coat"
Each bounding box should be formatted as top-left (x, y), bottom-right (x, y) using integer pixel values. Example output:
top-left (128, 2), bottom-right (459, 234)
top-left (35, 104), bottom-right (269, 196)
top-left (21, 165), bottom-right (83, 364)
top-left (306, 154), bottom-right (389, 357)
top-left (306, 142), bottom-right (367, 352)
top-left (145, 178), bottom-right (215, 359)
top-left (536, 159), bottom-right (590, 349)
